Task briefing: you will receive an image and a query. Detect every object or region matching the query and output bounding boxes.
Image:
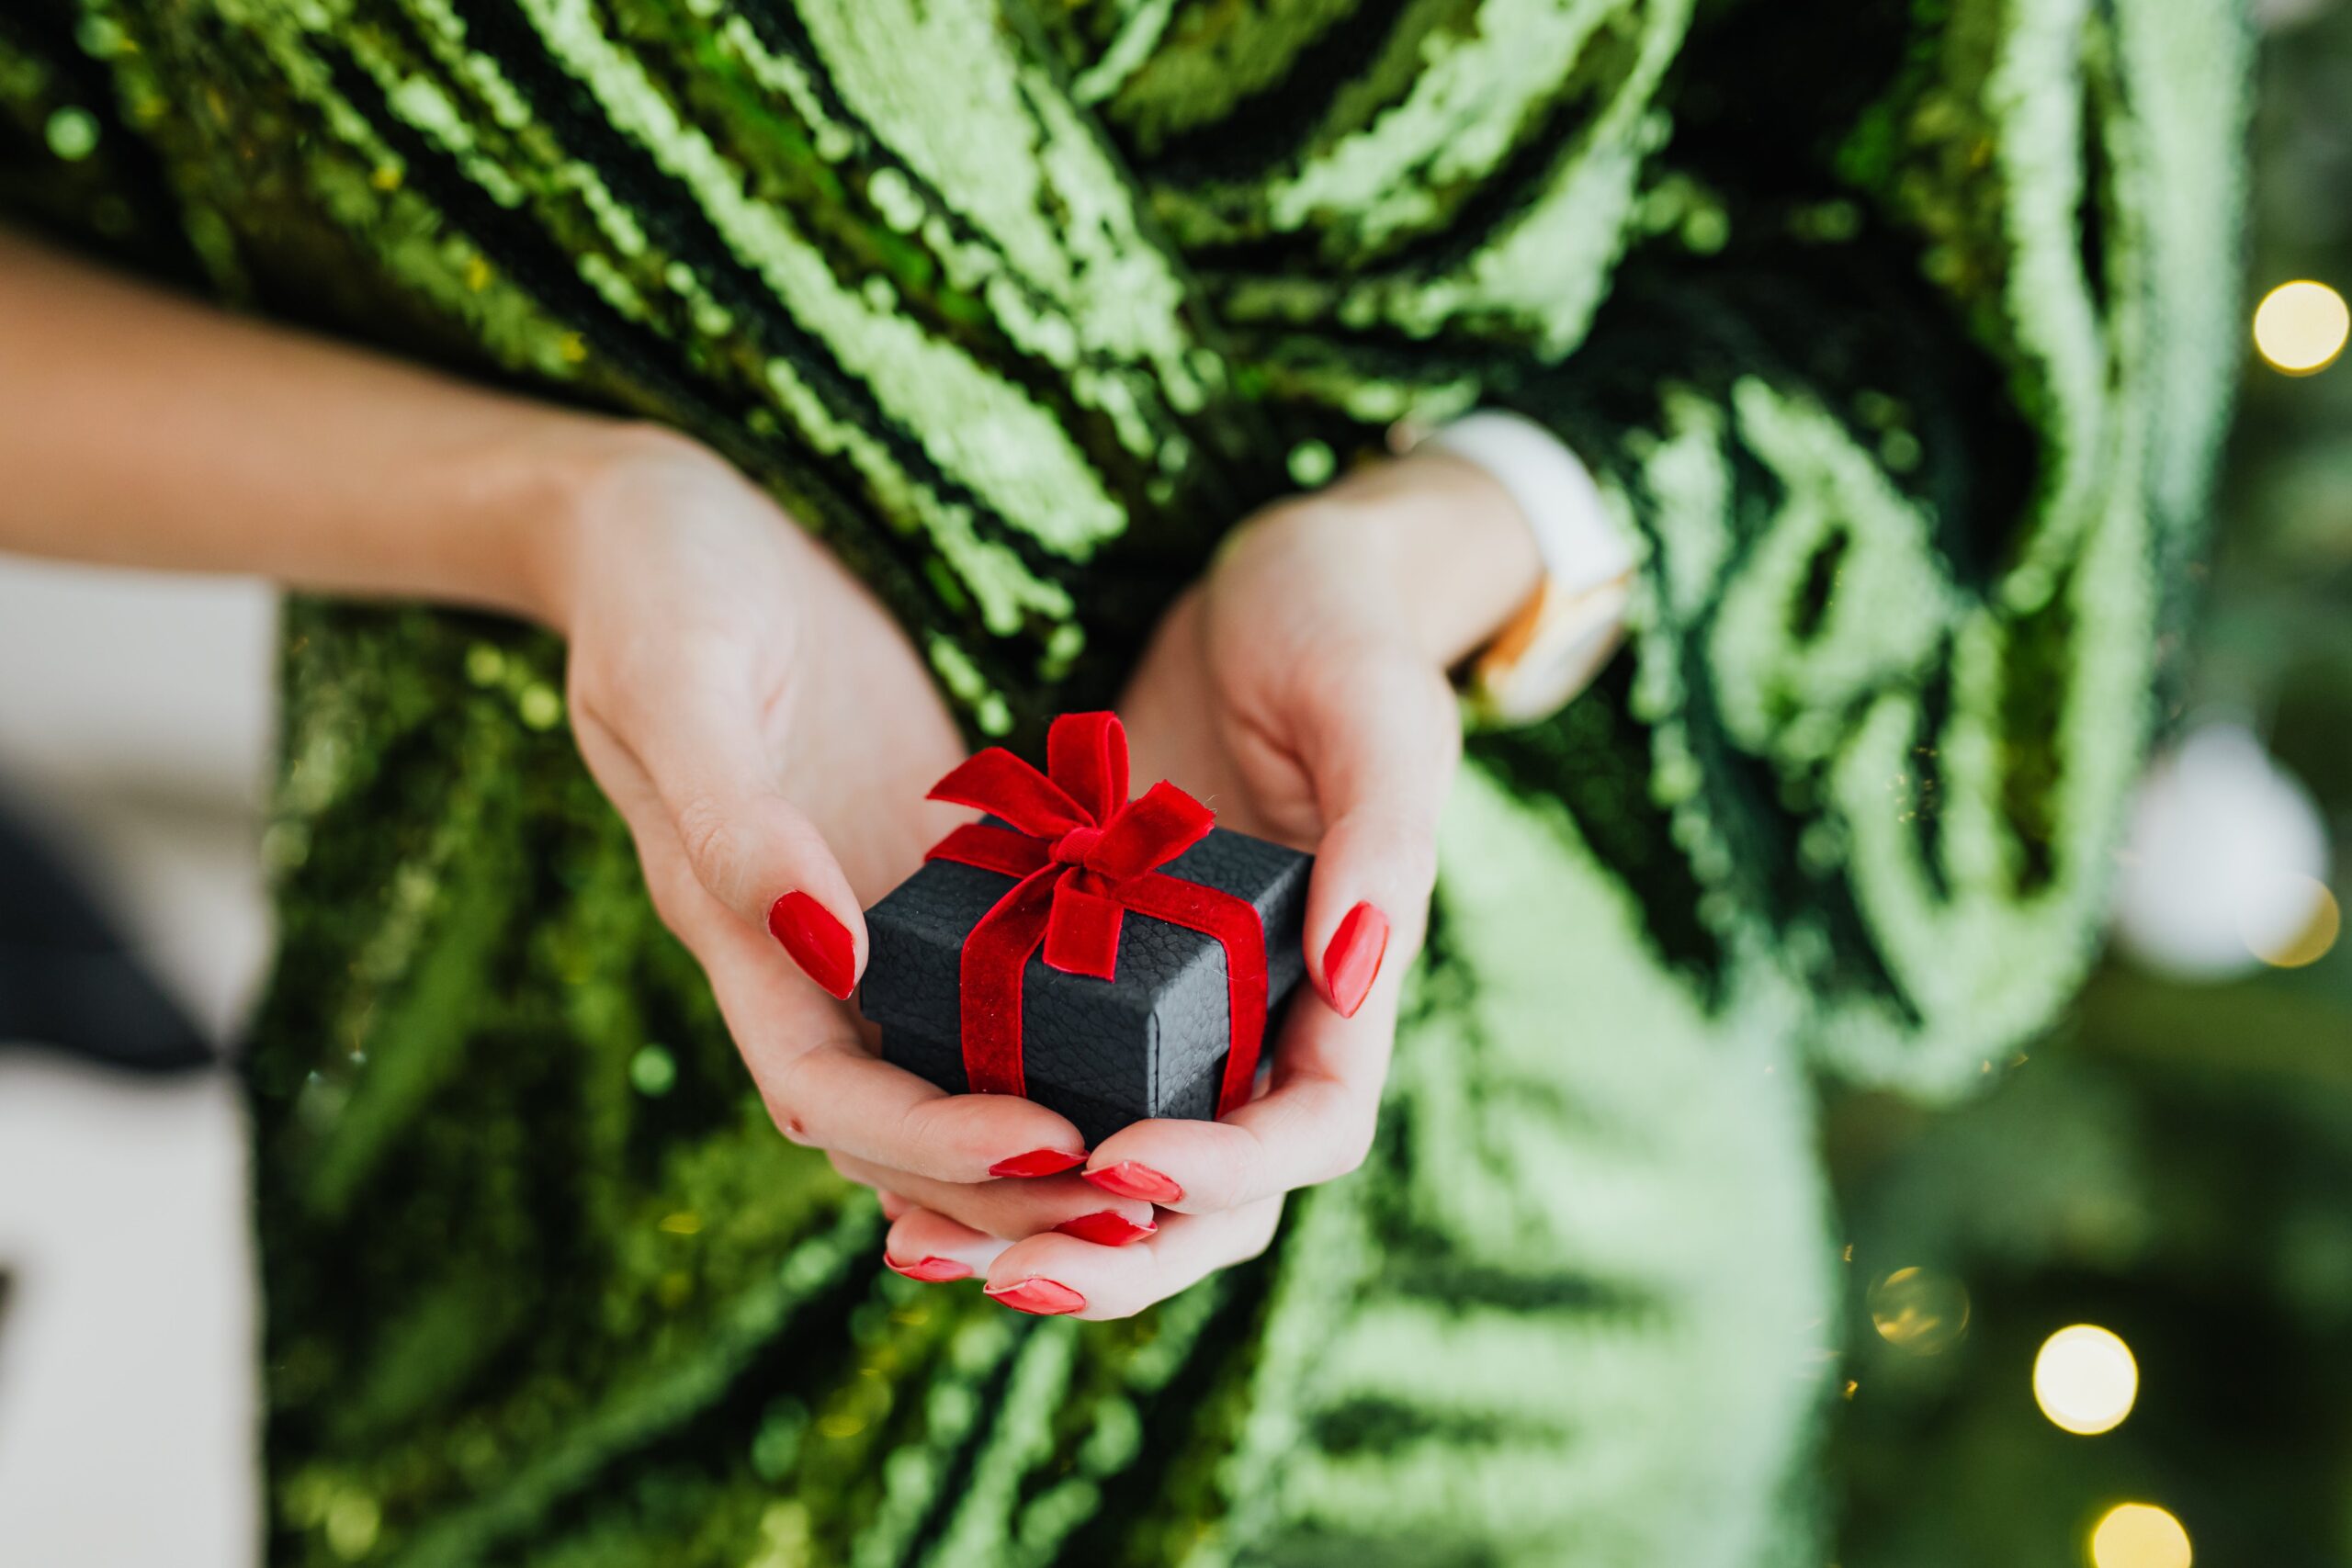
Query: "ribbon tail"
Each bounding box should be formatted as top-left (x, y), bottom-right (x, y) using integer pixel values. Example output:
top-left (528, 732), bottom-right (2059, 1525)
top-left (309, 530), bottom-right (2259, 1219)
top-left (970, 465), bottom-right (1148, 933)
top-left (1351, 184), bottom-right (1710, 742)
top-left (1115, 873), bottom-right (1270, 1118)
top-left (957, 867), bottom-right (1062, 1098)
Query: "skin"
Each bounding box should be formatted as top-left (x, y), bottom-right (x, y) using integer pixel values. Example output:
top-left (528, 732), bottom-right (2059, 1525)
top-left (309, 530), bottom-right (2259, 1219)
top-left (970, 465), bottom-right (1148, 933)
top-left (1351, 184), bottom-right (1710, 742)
top-left (0, 228), bottom-right (1544, 1319)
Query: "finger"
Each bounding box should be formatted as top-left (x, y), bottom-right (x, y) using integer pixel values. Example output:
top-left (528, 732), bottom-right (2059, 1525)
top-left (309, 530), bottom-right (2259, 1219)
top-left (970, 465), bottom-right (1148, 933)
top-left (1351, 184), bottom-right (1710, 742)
top-left (1286, 649), bottom-right (1458, 1016)
top-left (579, 731), bottom-right (1094, 1180)
top-left (755, 1037), bottom-right (1091, 1185)
top-left (838, 1171), bottom-right (923, 1226)
top-left (978, 1199), bottom-right (1284, 1320)
top-left (577, 711), bottom-right (844, 1004)
top-left (821, 1156), bottom-right (913, 1222)
top-left (832, 1153), bottom-right (1157, 1245)
top-left (883, 1210), bottom-right (1009, 1282)
top-left (580, 664), bottom-right (866, 999)
top-left (1082, 970), bottom-right (1399, 1214)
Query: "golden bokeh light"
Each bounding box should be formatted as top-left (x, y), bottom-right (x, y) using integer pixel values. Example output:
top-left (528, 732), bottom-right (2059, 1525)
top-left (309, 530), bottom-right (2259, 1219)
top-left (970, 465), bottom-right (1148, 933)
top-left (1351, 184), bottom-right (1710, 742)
top-left (2089, 1503), bottom-right (2191, 1568)
top-left (2034, 1325), bottom-right (2139, 1435)
top-left (2253, 280), bottom-right (2349, 374)
top-left (1867, 1267), bottom-right (1972, 1355)
top-left (2247, 878), bottom-right (2341, 969)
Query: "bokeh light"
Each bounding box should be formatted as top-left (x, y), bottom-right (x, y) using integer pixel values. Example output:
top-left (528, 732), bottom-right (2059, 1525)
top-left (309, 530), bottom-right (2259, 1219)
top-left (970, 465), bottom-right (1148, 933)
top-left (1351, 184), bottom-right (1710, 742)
top-left (2034, 1325), bottom-right (2139, 1435)
top-left (2246, 878), bottom-right (2340, 969)
top-left (2113, 725), bottom-right (2332, 981)
top-left (2252, 279), bottom-right (2348, 374)
top-left (2088, 1502), bottom-right (2191, 1568)
top-left (1867, 1267), bottom-right (1972, 1355)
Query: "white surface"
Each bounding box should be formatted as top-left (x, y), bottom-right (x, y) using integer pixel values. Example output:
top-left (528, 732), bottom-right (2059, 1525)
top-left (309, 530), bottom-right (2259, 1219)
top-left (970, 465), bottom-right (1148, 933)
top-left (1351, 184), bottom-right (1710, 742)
top-left (0, 556), bottom-right (277, 806)
top-left (0, 552), bottom-right (277, 1566)
top-left (0, 1055), bottom-right (260, 1568)
top-left (0, 553), bottom-right (277, 1039)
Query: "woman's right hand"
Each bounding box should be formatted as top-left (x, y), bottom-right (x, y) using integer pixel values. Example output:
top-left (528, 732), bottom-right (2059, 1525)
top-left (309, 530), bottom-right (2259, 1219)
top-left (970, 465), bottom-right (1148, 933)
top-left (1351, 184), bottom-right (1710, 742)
top-left (546, 431), bottom-right (1112, 1192)
top-left (0, 234), bottom-right (1126, 1215)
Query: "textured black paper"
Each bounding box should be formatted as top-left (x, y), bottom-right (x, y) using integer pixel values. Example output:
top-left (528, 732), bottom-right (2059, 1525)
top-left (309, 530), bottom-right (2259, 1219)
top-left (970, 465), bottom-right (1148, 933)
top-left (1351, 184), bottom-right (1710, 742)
top-left (860, 827), bottom-right (1311, 1145)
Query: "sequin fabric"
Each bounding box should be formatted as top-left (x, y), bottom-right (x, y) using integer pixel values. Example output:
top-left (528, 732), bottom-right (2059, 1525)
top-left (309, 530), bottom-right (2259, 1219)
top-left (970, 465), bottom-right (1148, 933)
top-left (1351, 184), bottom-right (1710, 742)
top-left (0, 1), bottom-right (2247, 1562)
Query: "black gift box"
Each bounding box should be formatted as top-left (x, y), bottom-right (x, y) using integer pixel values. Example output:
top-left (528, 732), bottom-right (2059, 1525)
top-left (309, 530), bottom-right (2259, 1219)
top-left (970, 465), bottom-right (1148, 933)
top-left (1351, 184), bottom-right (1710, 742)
top-left (860, 827), bottom-right (1311, 1145)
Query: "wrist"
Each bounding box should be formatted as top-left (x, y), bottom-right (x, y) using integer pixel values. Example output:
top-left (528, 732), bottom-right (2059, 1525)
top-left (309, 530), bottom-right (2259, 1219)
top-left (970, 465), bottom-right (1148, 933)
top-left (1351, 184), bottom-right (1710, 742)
top-left (508, 420), bottom-right (724, 635)
top-left (1307, 450), bottom-right (1545, 667)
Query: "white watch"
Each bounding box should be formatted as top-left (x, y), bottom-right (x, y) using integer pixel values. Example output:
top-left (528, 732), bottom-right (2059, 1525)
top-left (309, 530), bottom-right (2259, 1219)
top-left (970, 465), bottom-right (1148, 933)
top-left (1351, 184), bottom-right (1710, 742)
top-left (1420, 411), bottom-right (1637, 726)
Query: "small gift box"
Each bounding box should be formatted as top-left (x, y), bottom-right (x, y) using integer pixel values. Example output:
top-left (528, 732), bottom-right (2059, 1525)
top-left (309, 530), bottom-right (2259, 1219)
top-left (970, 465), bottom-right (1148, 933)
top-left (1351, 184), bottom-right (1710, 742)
top-left (859, 713), bottom-right (1310, 1145)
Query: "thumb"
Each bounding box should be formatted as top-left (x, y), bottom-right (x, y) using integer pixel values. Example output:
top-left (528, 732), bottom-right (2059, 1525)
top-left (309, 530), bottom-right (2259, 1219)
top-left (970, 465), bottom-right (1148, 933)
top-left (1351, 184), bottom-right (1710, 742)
top-left (614, 674), bottom-right (867, 1000)
top-left (1289, 648), bottom-right (1460, 1019)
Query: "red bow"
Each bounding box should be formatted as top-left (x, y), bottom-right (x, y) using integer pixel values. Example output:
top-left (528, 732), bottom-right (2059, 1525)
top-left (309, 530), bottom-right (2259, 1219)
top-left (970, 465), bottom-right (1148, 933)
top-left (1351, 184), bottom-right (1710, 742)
top-left (923, 712), bottom-right (1269, 1117)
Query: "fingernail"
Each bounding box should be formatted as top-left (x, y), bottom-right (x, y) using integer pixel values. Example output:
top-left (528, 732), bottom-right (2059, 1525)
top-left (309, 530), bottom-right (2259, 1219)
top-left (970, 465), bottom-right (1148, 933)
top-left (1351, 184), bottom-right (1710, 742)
top-left (1322, 901), bottom-right (1391, 1020)
top-left (984, 1278), bottom-right (1086, 1315)
top-left (1083, 1160), bottom-right (1184, 1204)
top-left (768, 891), bottom-right (855, 999)
top-left (885, 1254), bottom-right (972, 1282)
top-left (1055, 1211), bottom-right (1157, 1247)
top-left (989, 1147), bottom-right (1088, 1179)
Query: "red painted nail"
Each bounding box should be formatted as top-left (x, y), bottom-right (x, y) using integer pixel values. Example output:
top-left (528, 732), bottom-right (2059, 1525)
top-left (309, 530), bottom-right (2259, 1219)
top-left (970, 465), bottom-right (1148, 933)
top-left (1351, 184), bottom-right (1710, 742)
top-left (1055, 1211), bottom-right (1157, 1247)
top-left (885, 1254), bottom-right (972, 1282)
top-left (989, 1147), bottom-right (1087, 1179)
top-left (1322, 901), bottom-right (1391, 1020)
top-left (768, 891), bottom-right (855, 999)
top-left (984, 1278), bottom-right (1086, 1315)
top-left (1083, 1161), bottom-right (1184, 1204)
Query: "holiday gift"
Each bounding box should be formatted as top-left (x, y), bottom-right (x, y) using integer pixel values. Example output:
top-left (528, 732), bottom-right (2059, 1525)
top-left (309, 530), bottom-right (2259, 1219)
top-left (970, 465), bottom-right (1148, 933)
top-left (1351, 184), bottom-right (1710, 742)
top-left (860, 712), bottom-right (1309, 1145)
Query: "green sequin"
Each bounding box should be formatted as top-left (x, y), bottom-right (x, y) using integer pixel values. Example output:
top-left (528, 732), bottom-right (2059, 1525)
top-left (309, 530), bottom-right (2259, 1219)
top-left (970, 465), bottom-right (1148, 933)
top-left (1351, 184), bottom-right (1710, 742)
top-left (44, 103), bottom-right (98, 159)
top-left (0, 0), bottom-right (2247, 1562)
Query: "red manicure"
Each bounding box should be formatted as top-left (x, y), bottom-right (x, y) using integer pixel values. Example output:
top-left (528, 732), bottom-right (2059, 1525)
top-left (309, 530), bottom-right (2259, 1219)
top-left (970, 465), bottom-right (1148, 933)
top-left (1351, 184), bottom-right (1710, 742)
top-left (768, 891), bottom-right (855, 999)
top-left (984, 1278), bottom-right (1086, 1315)
top-left (1322, 901), bottom-right (1390, 1020)
top-left (1055, 1211), bottom-right (1157, 1247)
top-left (1083, 1161), bottom-right (1184, 1204)
top-left (885, 1254), bottom-right (972, 1282)
top-left (989, 1148), bottom-right (1088, 1179)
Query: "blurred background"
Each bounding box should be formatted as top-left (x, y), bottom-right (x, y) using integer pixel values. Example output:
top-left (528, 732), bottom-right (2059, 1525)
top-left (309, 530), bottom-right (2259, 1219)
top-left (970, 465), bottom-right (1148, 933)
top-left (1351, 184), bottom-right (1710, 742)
top-left (1823, 3), bottom-right (2352, 1564)
top-left (0, 4), bottom-right (2347, 1566)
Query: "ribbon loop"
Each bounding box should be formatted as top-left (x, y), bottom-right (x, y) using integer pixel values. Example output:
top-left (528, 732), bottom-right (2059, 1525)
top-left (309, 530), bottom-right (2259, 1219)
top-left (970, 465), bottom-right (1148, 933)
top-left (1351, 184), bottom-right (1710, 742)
top-left (926, 747), bottom-right (1091, 839)
top-left (922, 713), bottom-right (1271, 1118)
top-left (1045, 710), bottom-right (1130, 825)
top-left (1087, 780), bottom-right (1215, 881)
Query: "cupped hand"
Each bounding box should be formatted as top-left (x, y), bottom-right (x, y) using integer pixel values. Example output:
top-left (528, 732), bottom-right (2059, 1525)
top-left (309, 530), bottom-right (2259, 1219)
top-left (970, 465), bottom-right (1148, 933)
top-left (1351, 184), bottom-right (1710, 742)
top-left (878, 449), bottom-right (1545, 1317)
top-left (547, 432), bottom-right (1092, 1185)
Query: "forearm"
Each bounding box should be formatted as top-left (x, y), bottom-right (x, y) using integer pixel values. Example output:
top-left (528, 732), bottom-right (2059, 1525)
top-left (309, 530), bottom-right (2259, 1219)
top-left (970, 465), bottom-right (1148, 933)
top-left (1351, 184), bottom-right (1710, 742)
top-left (0, 227), bottom-right (677, 625)
top-left (0, 228), bottom-right (1544, 666)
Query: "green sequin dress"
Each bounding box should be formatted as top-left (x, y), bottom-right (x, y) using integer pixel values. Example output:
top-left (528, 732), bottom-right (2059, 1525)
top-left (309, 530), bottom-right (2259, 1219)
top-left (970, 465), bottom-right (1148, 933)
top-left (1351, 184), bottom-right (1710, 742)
top-left (0, 1), bottom-right (2248, 1562)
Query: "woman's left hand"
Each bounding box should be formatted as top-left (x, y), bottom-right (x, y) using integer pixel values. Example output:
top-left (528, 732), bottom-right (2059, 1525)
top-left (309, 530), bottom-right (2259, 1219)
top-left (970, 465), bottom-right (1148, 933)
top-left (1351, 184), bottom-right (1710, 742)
top-left (868, 448), bottom-right (1546, 1317)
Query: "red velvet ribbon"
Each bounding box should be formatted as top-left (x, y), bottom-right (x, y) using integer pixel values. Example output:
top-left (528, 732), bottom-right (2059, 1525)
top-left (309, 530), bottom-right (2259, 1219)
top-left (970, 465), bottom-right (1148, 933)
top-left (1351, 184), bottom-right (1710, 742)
top-left (922, 711), bottom-right (1268, 1117)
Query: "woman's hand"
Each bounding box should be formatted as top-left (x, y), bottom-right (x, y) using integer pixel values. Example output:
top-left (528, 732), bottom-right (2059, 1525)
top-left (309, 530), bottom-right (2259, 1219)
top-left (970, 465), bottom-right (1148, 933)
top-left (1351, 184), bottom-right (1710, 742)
top-left (548, 433), bottom-right (1101, 1185)
top-left (0, 236), bottom-right (1557, 1297)
top-left (0, 233), bottom-right (1108, 1188)
top-left (874, 449), bottom-right (1546, 1316)
top-left (0, 226), bottom-right (1553, 1303)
